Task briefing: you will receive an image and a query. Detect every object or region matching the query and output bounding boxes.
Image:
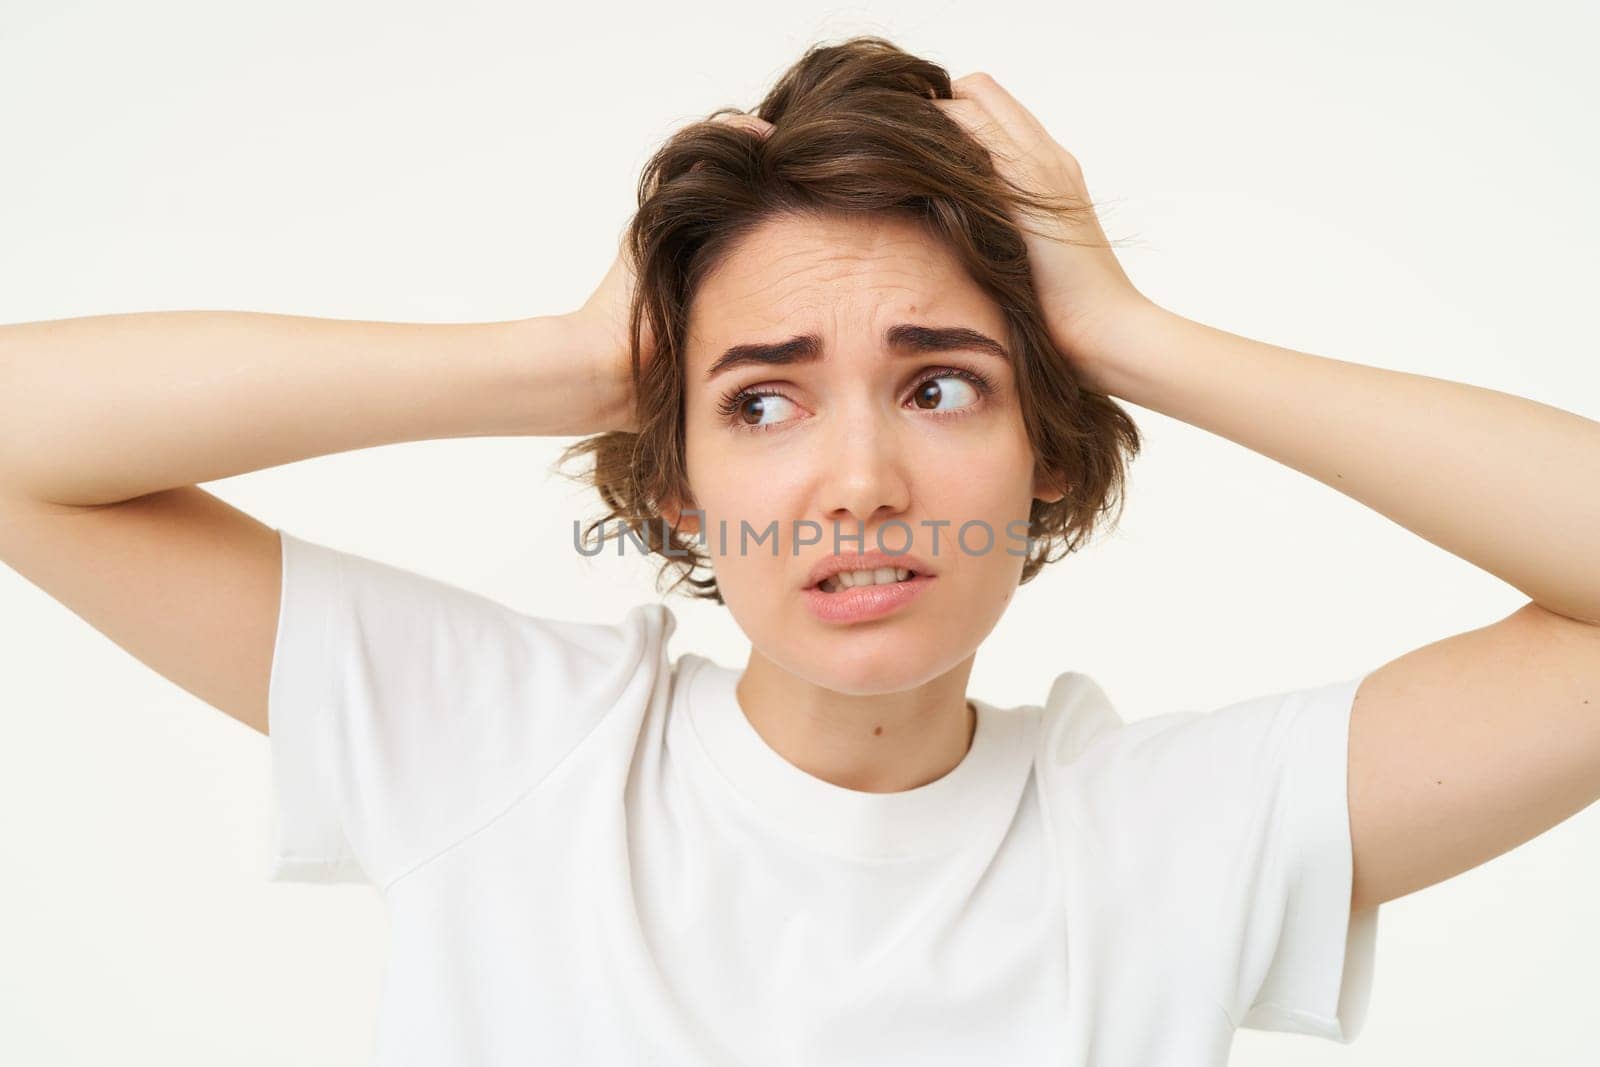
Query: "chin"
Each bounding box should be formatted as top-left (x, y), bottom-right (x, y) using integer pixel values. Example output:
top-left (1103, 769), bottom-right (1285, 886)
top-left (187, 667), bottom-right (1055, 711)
top-left (789, 630), bottom-right (966, 697)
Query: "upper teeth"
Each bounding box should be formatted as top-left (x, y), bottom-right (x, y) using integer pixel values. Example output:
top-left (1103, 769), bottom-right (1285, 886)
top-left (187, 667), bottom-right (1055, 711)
top-left (820, 567), bottom-right (912, 592)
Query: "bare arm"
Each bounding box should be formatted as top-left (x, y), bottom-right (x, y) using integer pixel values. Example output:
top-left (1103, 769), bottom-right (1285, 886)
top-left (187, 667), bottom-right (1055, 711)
top-left (1081, 301), bottom-right (1600, 914)
top-left (0, 309), bottom-right (617, 507)
top-left (0, 306), bottom-right (624, 734)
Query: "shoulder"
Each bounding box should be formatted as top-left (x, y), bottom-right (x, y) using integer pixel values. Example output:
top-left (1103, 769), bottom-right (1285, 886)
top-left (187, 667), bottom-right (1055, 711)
top-left (1036, 670), bottom-right (1125, 766)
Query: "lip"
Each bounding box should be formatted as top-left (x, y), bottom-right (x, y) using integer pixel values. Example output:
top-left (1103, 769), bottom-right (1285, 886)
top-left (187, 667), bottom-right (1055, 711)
top-left (802, 549), bottom-right (936, 591)
top-left (803, 572), bottom-right (934, 624)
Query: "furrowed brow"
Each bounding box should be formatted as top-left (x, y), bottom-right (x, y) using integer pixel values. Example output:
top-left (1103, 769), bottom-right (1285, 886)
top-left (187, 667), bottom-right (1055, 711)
top-left (885, 323), bottom-right (1010, 363)
top-left (704, 323), bottom-right (1009, 382)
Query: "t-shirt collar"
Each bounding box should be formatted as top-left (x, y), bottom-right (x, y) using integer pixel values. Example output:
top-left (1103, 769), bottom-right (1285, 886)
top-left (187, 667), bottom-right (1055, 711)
top-left (676, 653), bottom-right (1036, 861)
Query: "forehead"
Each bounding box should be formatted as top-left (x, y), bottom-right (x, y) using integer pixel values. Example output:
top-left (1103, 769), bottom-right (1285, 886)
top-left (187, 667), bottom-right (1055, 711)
top-left (684, 212), bottom-right (1002, 363)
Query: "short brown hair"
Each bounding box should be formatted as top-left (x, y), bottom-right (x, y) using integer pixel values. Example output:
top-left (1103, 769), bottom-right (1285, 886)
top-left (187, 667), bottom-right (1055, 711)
top-left (559, 35), bottom-right (1142, 604)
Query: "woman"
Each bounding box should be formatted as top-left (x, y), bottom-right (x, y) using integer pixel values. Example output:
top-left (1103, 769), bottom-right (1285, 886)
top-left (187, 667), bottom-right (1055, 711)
top-left (3, 35), bottom-right (1597, 1066)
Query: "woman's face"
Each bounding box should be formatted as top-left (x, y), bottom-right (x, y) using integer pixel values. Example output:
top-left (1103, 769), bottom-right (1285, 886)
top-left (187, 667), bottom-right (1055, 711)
top-left (675, 212), bottom-right (1062, 695)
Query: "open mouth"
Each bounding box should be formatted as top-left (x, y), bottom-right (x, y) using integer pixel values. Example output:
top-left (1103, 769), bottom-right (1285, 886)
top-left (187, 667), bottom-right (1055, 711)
top-left (814, 567), bottom-right (922, 594)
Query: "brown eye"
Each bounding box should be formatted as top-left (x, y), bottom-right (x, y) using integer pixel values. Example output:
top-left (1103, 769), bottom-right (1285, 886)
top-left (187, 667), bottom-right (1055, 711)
top-left (911, 375), bottom-right (979, 412)
top-left (738, 396), bottom-right (766, 424)
top-left (720, 389), bottom-right (799, 432)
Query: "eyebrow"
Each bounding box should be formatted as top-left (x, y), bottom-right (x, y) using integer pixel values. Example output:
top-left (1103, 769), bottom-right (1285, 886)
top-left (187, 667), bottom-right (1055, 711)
top-left (703, 323), bottom-right (1011, 382)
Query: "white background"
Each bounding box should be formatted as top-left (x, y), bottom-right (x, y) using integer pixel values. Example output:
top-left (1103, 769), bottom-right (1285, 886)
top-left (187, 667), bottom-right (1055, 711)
top-left (2, 1), bottom-right (1597, 1063)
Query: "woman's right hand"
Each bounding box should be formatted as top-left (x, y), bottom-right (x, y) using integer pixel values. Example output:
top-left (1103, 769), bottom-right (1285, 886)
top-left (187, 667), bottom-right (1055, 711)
top-left (569, 110), bottom-right (774, 435)
top-left (570, 225), bottom-right (654, 435)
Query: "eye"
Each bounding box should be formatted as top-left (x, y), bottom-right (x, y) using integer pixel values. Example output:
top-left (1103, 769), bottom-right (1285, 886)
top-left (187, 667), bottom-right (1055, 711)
top-left (909, 373), bottom-right (981, 412)
top-left (719, 389), bottom-right (802, 433)
top-left (714, 365), bottom-right (996, 435)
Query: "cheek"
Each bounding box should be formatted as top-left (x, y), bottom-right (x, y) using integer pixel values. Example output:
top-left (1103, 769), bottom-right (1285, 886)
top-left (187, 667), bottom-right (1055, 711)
top-left (923, 430), bottom-right (1036, 510)
top-left (694, 459), bottom-right (811, 520)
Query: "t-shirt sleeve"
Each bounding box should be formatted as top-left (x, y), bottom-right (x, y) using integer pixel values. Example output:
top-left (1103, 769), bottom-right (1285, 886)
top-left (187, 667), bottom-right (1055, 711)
top-left (265, 528), bottom-right (672, 890)
top-left (1178, 674), bottom-right (1378, 1042)
top-left (1226, 674), bottom-right (1378, 1042)
top-left (1070, 672), bottom-right (1378, 1043)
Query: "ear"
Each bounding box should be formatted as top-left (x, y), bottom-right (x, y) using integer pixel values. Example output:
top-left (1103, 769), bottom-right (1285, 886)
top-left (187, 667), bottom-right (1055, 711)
top-left (658, 494), bottom-right (701, 535)
top-left (1032, 466), bottom-right (1067, 504)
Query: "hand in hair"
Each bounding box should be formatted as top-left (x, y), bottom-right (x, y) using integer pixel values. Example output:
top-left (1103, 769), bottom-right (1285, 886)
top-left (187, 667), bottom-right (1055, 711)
top-left (570, 109), bottom-right (774, 435)
top-left (935, 72), bottom-right (1152, 388)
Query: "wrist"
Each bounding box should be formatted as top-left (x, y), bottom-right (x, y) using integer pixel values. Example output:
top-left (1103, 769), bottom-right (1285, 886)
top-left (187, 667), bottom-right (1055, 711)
top-left (1060, 293), bottom-right (1178, 401)
top-left (503, 312), bottom-right (630, 437)
top-left (558, 307), bottom-right (636, 435)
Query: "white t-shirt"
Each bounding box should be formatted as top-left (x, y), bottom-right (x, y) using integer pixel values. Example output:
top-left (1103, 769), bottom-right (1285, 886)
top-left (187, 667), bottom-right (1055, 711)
top-left (267, 528), bottom-right (1379, 1065)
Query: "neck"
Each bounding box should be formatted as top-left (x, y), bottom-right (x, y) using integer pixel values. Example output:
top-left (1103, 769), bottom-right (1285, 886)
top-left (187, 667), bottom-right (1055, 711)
top-left (733, 646), bottom-right (978, 793)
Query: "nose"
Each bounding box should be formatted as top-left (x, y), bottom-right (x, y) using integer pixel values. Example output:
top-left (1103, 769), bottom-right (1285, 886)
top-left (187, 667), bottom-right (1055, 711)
top-left (816, 397), bottom-right (912, 530)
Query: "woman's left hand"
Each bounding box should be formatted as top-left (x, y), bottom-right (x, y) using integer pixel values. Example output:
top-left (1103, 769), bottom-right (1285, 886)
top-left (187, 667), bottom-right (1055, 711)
top-left (934, 72), bottom-right (1152, 391)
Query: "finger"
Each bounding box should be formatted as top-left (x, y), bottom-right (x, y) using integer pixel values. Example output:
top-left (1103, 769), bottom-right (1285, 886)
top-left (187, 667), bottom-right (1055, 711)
top-left (935, 96), bottom-right (1021, 166)
top-left (950, 71), bottom-right (1052, 148)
